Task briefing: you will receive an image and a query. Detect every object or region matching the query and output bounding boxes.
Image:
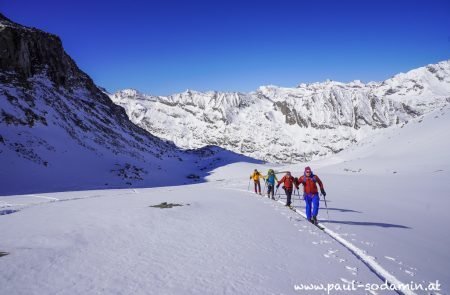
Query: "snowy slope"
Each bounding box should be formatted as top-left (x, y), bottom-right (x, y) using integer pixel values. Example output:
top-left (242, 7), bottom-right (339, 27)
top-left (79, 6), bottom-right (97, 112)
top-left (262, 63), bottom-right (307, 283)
top-left (305, 103), bottom-right (450, 293)
top-left (209, 103), bottom-right (450, 293)
top-left (0, 14), bottom-right (260, 196)
top-left (110, 61), bottom-right (450, 163)
top-left (0, 187), bottom-right (397, 295)
top-left (1, 104), bottom-right (448, 295)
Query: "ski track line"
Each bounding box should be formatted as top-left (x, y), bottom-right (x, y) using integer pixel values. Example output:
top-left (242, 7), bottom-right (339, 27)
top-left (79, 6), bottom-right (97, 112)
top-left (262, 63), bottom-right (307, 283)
top-left (3, 193), bottom-right (135, 215)
top-left (25, 194), bottom-right (60, 201)
top-left (225, 187), bottom-right (416, 295)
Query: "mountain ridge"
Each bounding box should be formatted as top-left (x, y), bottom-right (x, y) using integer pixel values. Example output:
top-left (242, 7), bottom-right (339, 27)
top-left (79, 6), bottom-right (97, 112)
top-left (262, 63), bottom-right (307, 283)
top-left (111, 60), bottom-right (450, 163)
top-left (1, 14), bottom-right (260, 195)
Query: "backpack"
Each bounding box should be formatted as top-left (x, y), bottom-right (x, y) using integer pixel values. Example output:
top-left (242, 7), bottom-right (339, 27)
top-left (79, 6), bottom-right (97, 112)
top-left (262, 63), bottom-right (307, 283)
top-left (267, 174), bottom-right (276, 185)
top-left (301, 173), bottom-right (317, 185)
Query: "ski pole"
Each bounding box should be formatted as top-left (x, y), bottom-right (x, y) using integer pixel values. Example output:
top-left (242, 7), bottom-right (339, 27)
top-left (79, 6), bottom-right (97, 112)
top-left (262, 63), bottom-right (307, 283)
top-left (321, 193), bottom-right (330, 221)
top-left (291, 189), bottom-right (295, 207)
top-left (263, 179), bottom-right (267, 196)
top-left (247, 179), bottom-right (250, 191)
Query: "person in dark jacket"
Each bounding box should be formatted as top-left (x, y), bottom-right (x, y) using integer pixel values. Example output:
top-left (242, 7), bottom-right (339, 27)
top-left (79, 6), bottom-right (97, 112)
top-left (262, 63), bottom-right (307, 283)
top-left (276, 171), bottom-right (296, 206)
top-left (296, 166), bottom-right (326, 225)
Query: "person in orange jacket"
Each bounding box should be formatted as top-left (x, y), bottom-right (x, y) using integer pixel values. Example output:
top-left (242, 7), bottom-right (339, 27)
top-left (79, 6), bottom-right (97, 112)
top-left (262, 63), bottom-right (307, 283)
top-left (250, 169), bottom-right (262, 195)
top-left (296, 166), bottom-right (326, 225)
top-left (276, 171), bottom-right (296, 206)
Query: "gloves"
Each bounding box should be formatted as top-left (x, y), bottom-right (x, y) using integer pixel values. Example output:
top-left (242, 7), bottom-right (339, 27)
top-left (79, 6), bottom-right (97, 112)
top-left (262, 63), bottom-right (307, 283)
top-left (321, 189), bottom-right (326, 197)
top-left (276, 184), bottom-right (280, 189)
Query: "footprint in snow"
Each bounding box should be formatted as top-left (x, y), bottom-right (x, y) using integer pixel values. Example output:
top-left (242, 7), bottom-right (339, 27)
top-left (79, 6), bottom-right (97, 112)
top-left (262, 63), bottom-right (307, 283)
top-left (385, 256), bottom-right (417, 276)
top-left (327, 249), bottom-right (338, 255)
top-left (323, 249), bottom-right (338, 259)
top-left (404, 269), bottom-right (415, 277)
top-left (385, 256), bottom-right (396, 262)
top-left (361, 241), bottom-right (374, 247)
top-left (345, 266), bottom-right (358, 275)
top-left (340, 278), bottom-right (353, 284)
top-left (308, 229), bottom-right (318, 235)
top-left (314, 240), bottom-right (332, 245)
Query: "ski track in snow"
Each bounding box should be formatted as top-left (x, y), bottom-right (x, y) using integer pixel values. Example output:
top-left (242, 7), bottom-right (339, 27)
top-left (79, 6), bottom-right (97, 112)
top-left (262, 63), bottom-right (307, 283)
top-left (230, 187), bottom-right (417, 295)
top-left (0, 191), bottom-right (138, 216)
top-left (25, 194), bottom-right (60, 201)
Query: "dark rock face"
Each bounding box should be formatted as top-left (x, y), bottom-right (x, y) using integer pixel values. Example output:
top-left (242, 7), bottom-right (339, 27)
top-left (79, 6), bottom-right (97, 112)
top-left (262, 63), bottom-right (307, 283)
top-left (0, 12), bottom-right (165, 147)
top-left (0, 13), bottom-right (80, 88)
top-left (0, 13), bottom-right (265, 195)
top-left (0, 13), bottom-right (178, 175)
top-left (274, 101), bottom-right (297, 126)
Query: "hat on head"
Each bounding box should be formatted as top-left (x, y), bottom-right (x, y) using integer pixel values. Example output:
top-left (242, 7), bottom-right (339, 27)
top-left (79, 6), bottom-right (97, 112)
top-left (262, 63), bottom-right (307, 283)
top-left (304, 166), bottom-right (312, 173)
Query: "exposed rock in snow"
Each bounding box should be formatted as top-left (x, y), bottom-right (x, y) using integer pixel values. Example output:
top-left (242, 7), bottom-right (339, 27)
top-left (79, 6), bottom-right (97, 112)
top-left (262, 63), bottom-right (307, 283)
top-left (111, 61), bottom-right (450, 163)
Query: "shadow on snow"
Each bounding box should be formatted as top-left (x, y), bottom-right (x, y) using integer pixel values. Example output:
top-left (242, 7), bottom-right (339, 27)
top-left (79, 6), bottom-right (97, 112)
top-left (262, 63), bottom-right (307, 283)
top-left (320, 219), bottom-right (410, 229)
top-left (0, 145), bottom-right (263, 196)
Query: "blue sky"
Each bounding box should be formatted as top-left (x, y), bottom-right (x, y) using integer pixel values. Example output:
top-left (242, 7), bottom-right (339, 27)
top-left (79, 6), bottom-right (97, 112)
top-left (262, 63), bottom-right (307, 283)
top-left (2, 0), bottom-right (449, 95)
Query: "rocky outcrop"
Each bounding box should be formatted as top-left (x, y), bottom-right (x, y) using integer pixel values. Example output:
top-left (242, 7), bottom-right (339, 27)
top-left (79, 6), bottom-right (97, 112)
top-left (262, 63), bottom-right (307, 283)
top-left (111, 61), bottom-right (450, 163)
top-left (0, 13), bottom-right (193, 194)
top-left (1, 13), bottom-right (84, 88)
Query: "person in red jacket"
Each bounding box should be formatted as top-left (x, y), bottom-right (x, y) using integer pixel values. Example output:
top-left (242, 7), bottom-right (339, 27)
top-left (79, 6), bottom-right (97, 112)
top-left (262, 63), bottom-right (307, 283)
top-left (296, 166), bottom-right (326, 225)
top-left (276, 171), bottom-right (296, 206)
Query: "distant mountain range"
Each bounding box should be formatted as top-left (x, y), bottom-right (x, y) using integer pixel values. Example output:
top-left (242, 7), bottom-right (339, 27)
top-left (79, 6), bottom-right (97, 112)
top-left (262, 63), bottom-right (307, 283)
top-left (110, 61), bottom-right (450, 163)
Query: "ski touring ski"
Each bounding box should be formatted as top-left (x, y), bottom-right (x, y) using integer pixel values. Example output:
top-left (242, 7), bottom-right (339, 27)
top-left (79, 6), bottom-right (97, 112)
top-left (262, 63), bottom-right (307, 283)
top-left (287, 205), bottom-right (325, 230)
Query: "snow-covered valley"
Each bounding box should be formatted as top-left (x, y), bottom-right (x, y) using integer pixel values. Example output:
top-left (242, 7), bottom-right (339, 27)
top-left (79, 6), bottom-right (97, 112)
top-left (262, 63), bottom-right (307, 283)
top-left (1, 102), bottom-right (449, 295)
top-left (1, 11), bottom-right (449, 295)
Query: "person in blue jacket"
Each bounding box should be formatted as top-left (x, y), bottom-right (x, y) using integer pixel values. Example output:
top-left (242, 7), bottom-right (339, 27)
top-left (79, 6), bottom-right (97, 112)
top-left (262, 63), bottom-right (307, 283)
top-left (264, 169), bottom-right (278, 199)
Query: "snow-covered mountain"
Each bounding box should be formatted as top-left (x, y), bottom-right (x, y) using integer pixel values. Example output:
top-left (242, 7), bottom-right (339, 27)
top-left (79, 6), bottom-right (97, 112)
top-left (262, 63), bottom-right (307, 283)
top-left (0, 14), bottom-right (257, 195)
top-left (111, 61), bottom-right (450, 163)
